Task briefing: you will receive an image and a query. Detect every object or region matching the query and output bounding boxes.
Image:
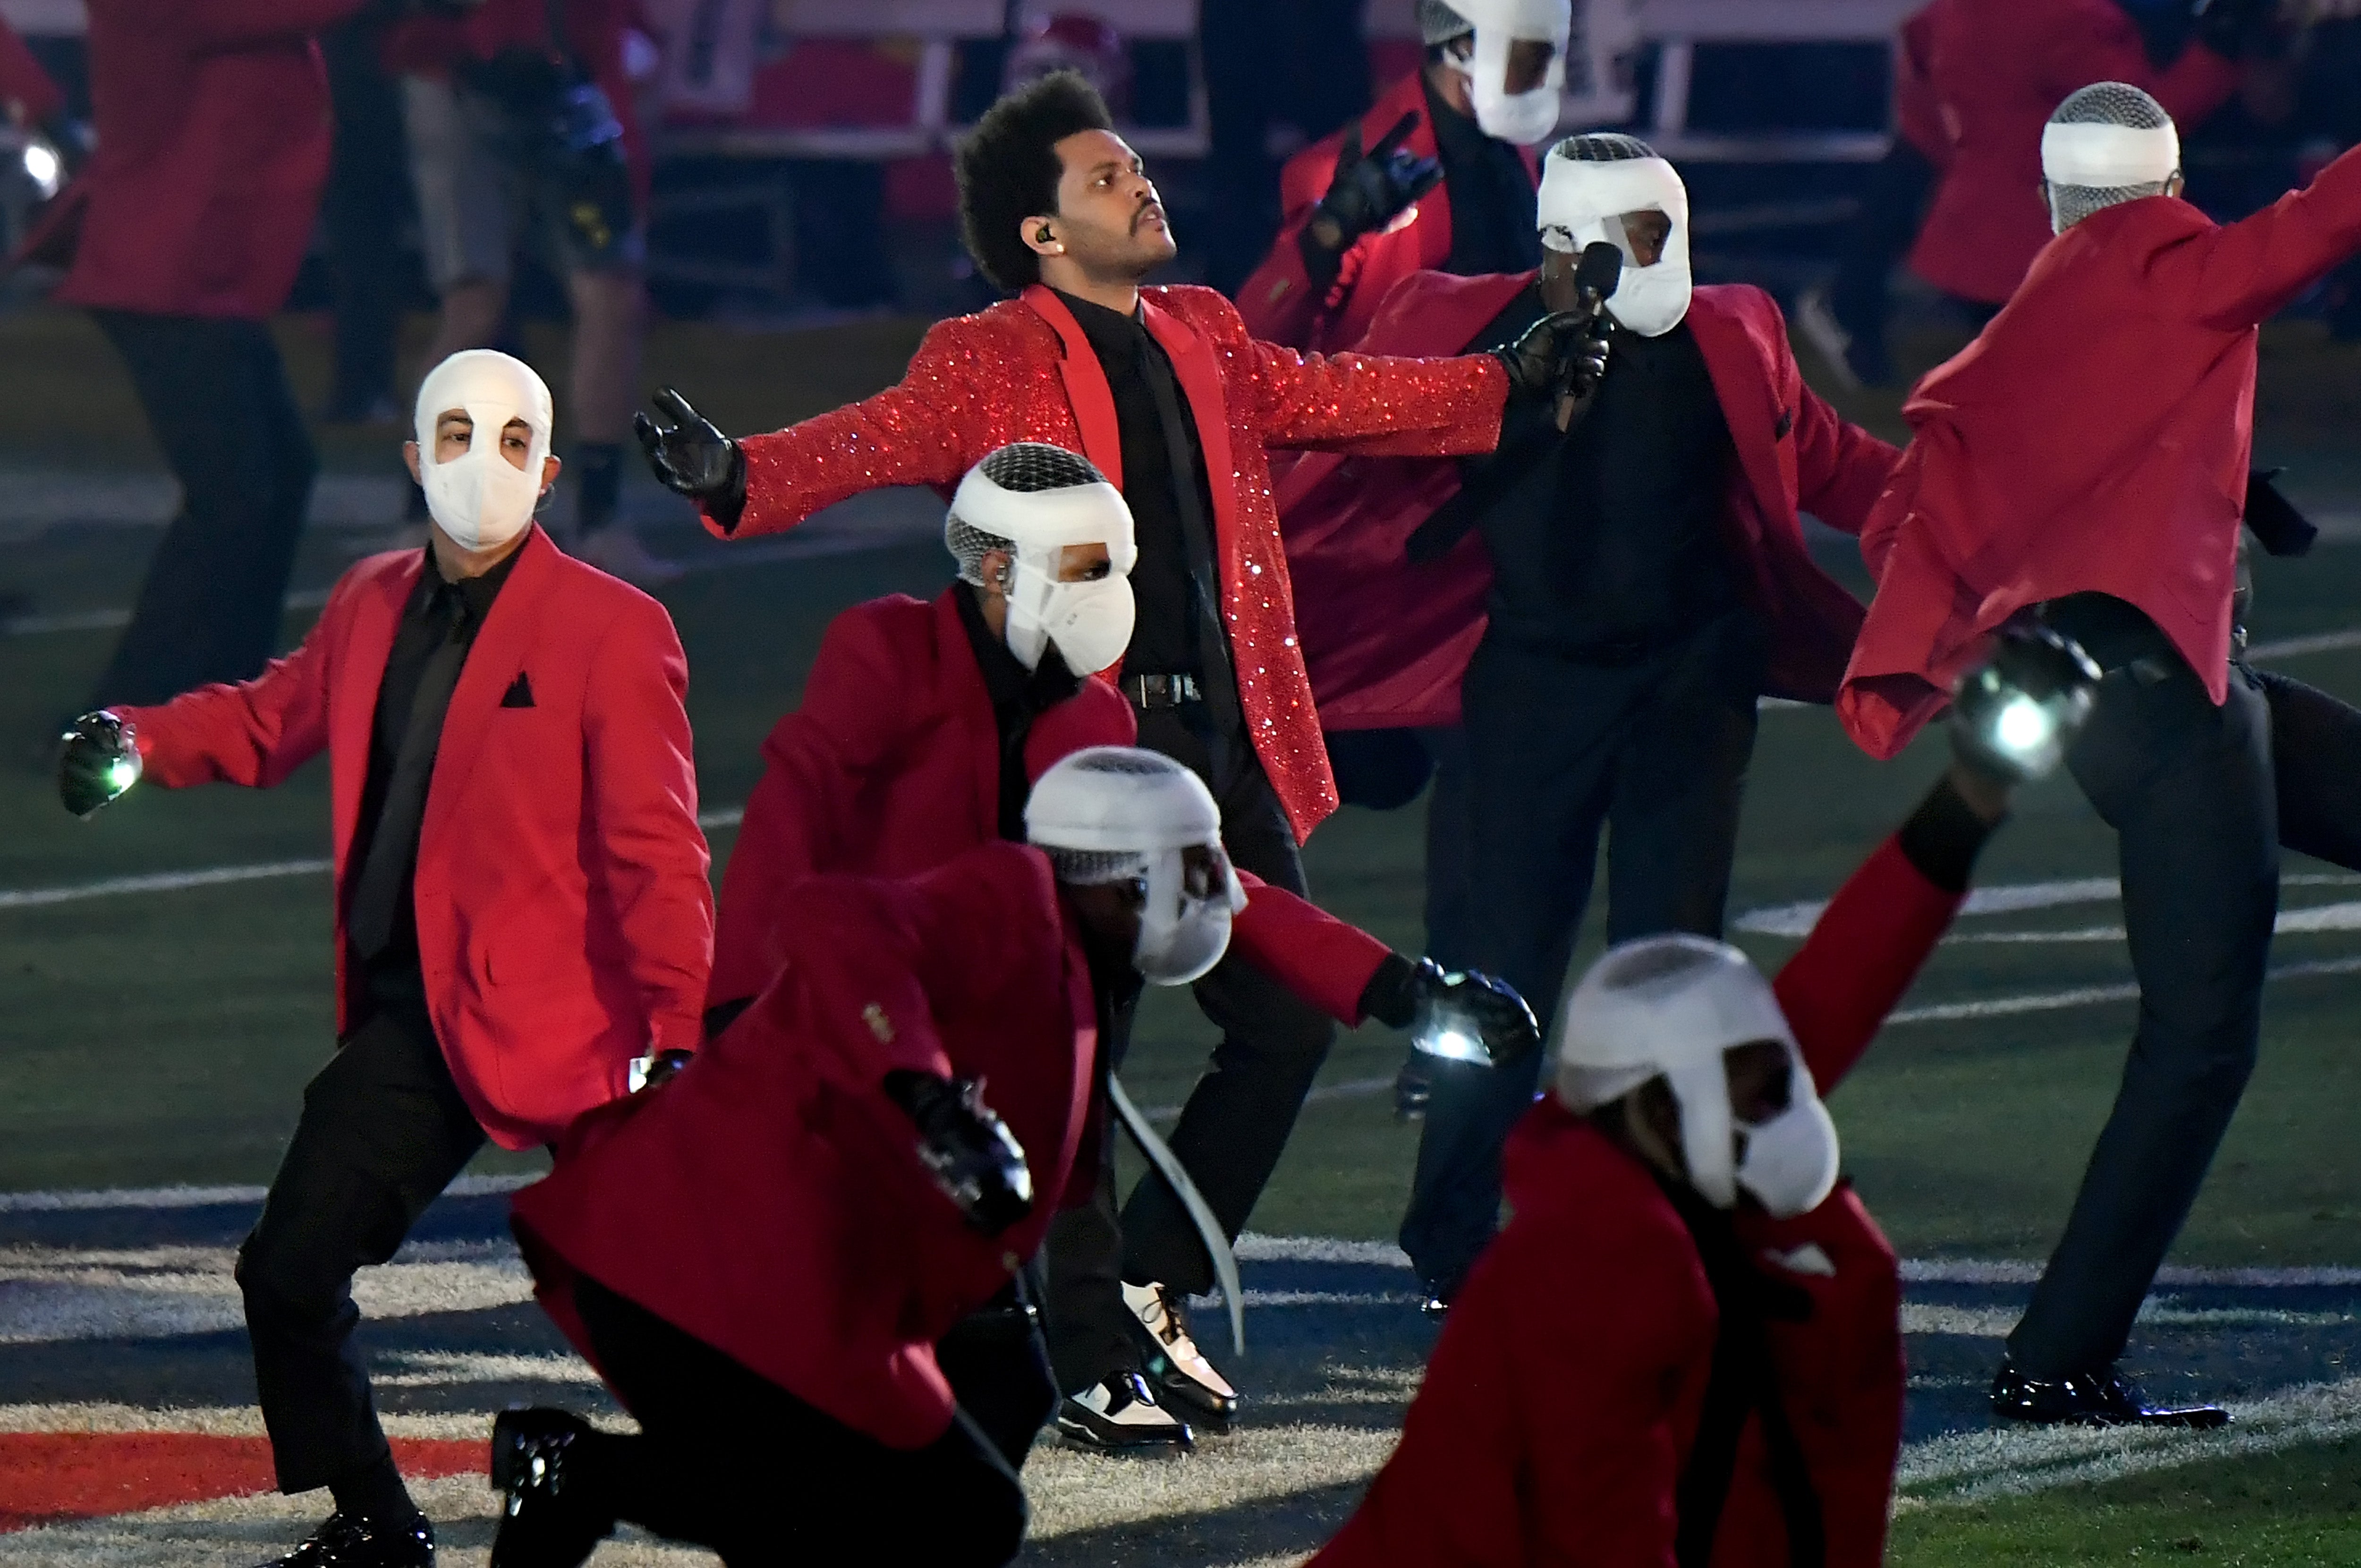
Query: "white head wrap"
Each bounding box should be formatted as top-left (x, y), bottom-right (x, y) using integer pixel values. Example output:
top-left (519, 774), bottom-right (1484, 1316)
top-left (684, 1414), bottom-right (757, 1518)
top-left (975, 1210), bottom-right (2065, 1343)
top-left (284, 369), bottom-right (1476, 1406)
top-left (1439, 0), bottom-right (1571, 145)
top-left (2041, 83), bottom-right (2181, 234)
top-left (946, 444), bottom-right (1139, 675)
top-left (1555, 934), bottom-right (1840, 1218)
top-left (413, 350), bottom-right (553, 552)
top-left (1537, 136), bottom-right (1692, 336)
top-left (1027, 747), bottom-right (1247, 986)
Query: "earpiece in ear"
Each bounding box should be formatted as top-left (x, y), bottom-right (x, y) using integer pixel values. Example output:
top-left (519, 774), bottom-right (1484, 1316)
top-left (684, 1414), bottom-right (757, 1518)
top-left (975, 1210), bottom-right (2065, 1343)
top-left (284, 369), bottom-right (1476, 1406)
top-left (1036, 225), bottom-right (1055, 244)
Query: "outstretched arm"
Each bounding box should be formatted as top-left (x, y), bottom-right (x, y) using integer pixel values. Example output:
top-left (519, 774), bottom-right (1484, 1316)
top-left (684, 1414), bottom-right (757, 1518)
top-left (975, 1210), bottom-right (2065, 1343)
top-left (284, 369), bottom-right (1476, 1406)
top-left (1226, 871), bottom-right (1396, 1024)
top-left (113, 577), bottom-right (350, 791)
top-left (1253, 339), bottom-right (1510, 459)
top-left (2159, 144), bottom-right (2361, 333)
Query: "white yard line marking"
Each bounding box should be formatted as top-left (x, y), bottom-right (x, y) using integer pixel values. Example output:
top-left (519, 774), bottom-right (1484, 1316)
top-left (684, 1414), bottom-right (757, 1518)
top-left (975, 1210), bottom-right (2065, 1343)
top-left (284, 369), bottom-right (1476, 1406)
top-left (1902, 1300), bottom-right (2352, 1340)
top-left (1735, 872), bottom-right (2361, 939)
top-left (1889, 954), bottom-right (2361, 1025)
top-left (0, 1173), bottom-right (536, 1215)
top-left (0, 811), bottom-right (745, 912)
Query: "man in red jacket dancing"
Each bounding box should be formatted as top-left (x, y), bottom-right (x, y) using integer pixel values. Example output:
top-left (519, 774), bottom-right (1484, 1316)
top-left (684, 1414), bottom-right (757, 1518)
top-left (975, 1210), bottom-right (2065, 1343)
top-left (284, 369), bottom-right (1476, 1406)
top-left (1278, 132), bottom-right (1899, 1308)
top-left (634, 70), bottom-right (1588, 1417)
top-left (1841, 86), bottom-right (2361, 1425)
top-left (56, 352), bottom-right (713, 1568)
top-left (1312, 631), bottom-right (2098, 1568)
top-left (710, 444), bottom-right (1538, 1450)
top-left (490, 745), bottom-right (1534, 1564)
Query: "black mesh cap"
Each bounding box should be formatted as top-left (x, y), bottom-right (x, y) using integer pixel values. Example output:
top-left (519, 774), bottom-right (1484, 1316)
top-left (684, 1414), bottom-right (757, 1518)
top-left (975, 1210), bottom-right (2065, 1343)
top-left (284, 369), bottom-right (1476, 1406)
top-left (979, 441), bottom-right (1107, 493)
top-left (1552, 132), bottom-right (1659, 164)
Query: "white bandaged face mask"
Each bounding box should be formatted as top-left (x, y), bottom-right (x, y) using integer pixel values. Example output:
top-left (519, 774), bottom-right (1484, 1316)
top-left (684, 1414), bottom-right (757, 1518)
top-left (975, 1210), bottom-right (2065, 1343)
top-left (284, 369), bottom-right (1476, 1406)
top-left (1133, 843), bottom-right (1248, 986)
top-left (414, 350), bottom-right (554, 552)
top-left (1006, 553), bottom-right (1137, 676)
top-left (1444, 0), bottom-right (1571, 145)
top-left (1536, 151), bottom-right (1692, 337)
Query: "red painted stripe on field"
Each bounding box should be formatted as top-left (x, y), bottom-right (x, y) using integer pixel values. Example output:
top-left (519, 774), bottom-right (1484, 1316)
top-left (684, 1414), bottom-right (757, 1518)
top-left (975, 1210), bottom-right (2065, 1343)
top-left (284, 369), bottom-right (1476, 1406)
top-left (0, 1434), bottom-right (484, 1532)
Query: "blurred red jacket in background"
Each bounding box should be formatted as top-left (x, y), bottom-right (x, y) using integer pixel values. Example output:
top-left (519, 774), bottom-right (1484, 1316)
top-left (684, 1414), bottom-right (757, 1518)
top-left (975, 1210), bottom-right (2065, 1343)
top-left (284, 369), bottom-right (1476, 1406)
top-left (1904, 0), bottom-right (2239, 305)
top-left (27, 0), bottom-right (358, 319)
top-left (0, 16), bottom-right (63, 123)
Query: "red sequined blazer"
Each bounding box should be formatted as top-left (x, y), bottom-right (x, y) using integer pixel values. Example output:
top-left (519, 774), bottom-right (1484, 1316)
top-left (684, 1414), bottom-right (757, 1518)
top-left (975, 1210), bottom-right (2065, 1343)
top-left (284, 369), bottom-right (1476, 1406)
top-left (707, 282), bottom-right (1511, 842)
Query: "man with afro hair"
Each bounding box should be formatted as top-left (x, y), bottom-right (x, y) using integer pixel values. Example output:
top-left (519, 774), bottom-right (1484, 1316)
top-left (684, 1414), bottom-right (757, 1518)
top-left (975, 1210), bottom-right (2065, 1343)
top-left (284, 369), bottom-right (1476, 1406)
top-left (635, 68), bottom-right (1594, 1437)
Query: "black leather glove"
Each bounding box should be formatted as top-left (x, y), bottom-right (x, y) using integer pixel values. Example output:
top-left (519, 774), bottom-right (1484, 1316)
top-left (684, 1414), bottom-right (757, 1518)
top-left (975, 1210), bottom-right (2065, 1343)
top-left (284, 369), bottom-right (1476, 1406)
top-left (58, 710), bottom-right (140, 819)
top-left (1300, 113), bottom-right (1443, 280)
top-left (882, 1069), bottom-right (1035, 1235)
top-left (1561, 315), bottom-right (1614, 404)
top-left (1494, 311), bottom-right (1605, 404)
top-left (634, 388), bottom-right (748, 532)
top-left (1950, 624), bottom-right (2102, 785)
top-left (1360, 955), bottom-right (1542, 1067)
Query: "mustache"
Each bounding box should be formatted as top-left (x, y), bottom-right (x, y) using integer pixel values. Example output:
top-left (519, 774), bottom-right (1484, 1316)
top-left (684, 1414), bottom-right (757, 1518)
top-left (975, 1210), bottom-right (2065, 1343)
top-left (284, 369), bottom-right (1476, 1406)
top-left (1130, 199), bottom-right (1166, 234)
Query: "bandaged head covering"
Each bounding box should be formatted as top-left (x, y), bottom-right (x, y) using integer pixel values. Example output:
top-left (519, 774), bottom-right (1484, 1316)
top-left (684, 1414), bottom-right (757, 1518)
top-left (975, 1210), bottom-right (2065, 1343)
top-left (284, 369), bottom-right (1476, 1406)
top-left (413, 350), bottom-right (553, 551)
top-left (1418, 0), bottom-right (1475, 43)
top-left (1434, 0), bottom-right (1571, 145)
top-left (2041, 82), bottom-right (2180, 235)
top-left (1027, 746), bottom-right (1248, 986)
top-left (946, 443), bottom-right (1139, 675)
top-left (1555, 934), bottom-right (1841, 1218)
top-left (1537, 133), bottom-right (1692, 336)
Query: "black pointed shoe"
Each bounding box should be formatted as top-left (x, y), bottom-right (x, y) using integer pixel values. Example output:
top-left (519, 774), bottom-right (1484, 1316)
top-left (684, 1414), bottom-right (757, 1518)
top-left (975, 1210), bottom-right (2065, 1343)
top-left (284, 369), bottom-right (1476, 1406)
top-left (1124, 1280), bottom-right (1239, 1431)
top-left (1054, 1372), bottom-right (1195, 1454)
top-left (255, 1513), bottom-right (433, 1568)
top-left (490, 1407), bottom-right (617, 1568)
top-left (1989, 1362), bottom-right (2230, 1429)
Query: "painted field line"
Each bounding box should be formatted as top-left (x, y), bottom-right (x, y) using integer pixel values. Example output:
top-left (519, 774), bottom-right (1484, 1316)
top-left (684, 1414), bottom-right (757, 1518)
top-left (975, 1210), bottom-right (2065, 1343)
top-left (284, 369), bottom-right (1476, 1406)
top-left (1737, 871), bottom-right (2361, 938)
top-left (0, 1172), bottom-right (535, 1215)
top-left (1889, 953), bottom-right (2361, 1025)
top-left (0, 809), bottom-right (745, 912)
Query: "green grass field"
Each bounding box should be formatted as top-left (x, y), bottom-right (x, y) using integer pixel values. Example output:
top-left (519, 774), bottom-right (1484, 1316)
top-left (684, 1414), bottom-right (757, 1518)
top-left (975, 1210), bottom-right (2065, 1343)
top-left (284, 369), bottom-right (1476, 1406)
top-left (3, 304), bottom-right (2361, 1561)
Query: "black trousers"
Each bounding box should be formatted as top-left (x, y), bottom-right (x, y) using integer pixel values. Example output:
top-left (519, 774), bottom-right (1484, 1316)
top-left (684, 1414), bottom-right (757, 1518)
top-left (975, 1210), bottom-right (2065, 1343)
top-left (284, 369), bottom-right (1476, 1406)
top-left (934, 1267), bottom-right (1060, 1471)
top-left (1037, 704), bottom-right (1332, 1390)
top-left (2008, 659), bottom-right (2280, 1378)
top-left (88, 311), bottom-right (318, 708)
top-left (571, 1275), bottom-right (1028, 1567)
top-left (321, 17), bottom-right (415, 416)
top-left (1826, 138), bottom-right (1937, 363)
top-left (1400, 613), bottom-right (1763, 1296)
top-left (238, 1007), bottom-right (485, 1493)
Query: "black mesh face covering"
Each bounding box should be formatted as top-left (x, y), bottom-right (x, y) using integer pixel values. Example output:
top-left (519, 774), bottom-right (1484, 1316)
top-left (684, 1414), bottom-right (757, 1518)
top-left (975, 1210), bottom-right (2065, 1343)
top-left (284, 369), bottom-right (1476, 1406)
top-left (1554, 131), bottom-right (1657, 164)
top-left (2047, 83), bottom-right (2176, 231)
top-left (944, 442), bottom-right (1111, 584)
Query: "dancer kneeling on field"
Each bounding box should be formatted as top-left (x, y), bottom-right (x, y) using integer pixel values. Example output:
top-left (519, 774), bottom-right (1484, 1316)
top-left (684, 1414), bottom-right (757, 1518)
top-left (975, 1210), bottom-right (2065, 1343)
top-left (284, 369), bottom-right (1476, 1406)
top-left (1311, 627), bottom-right (2098, 1568)
top-left (490, 745), bottom-right (1537, 1565)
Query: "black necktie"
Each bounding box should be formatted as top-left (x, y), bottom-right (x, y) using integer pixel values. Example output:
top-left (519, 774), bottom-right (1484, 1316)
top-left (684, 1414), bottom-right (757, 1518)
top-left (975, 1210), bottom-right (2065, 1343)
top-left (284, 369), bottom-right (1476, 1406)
top-left (1134, 326), bottom-right (1245, 740)
top-left (348, 594), bottom-right (471, 959)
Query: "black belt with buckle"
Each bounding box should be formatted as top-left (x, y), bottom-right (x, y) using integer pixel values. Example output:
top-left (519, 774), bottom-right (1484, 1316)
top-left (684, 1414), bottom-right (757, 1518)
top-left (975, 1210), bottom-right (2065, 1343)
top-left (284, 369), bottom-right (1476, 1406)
top-left (1124, 672), bottom-right (1203, 710)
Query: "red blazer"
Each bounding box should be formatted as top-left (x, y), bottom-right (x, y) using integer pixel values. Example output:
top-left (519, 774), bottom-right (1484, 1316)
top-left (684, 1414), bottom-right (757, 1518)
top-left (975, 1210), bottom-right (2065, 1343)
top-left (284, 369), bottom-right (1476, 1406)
top-left (1238, 70), bottom-right (1537, 355)
top-left (1312, 833), bottom-right (1961, 1568)
top-left (711, 283), bottom-right (1511, 843)
top-left (515, 844), bottom-right (1097, 1450)
top-left (1841, 145), bottom-right (2361, 759)
top-left (1903, 0), bottom-right (2238, 305)
top-left (1893, 6), bottom-right (1945, 164)
top-left (0, 18), bottom-right (64, 123)
top-left (26, 0), bottom-right (357, 320)
top-left (118, 529), bottom-right (713, 1148)
top-left (711, 586), bottom-right (1397, 1027)
top-left (1278, 272), bottom-right (1896, 726)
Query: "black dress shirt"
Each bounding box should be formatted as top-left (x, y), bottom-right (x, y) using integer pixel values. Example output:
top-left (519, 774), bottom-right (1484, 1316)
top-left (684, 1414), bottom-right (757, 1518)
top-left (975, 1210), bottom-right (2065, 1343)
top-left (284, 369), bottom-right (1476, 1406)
top-left (1465, 285), bottom-right (1742, 653)
top-left (954, 580), bottom-right (1085, 839)
top-left (1049, 288), bottom-right (1226, 684)
top-left (349, 543), bottom-right (522, 1010)
top-left (1427, 76), bottom-right (1543, 279)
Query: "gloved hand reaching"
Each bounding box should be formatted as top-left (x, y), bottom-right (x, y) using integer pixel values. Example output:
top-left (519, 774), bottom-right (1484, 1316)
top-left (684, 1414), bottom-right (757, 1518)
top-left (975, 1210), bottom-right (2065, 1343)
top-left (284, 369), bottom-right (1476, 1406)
top-left (1301, 113), bottom-right (1443, 279)
top-left (1495, 312), bottom-right (1611, 406)
top-left (1949, 624), bottom-right (2101, 788)
top-left (882, 1069), bottom-right (1036, 1235)
top-left (1360, 955), bottom-right (1542, 1068)
top-left (634, 388), bottom-right (748, 532)
top-left (57, 710), bottom-right (141, 820)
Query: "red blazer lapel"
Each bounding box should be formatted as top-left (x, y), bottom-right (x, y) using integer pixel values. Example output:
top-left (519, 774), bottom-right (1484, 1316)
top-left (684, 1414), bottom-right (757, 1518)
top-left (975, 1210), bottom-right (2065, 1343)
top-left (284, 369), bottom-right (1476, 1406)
top-left (1022, 284), bottom-right (1126, 485)
top-left (931, 587), bottom-right (1005, 845)
top-left (331, 551), bottom-right (423, 873)
top-left (420, 526), bottom-right (558, 855)
top-left (1686, 290), bottom-right (1784, 551)
top-left (1139, 297), bottom-right (1243, 575)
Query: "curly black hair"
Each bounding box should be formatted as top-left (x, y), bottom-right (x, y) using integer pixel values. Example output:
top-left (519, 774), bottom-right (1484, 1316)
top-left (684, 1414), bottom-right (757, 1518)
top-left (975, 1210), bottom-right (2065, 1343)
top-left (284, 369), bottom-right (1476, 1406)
top-left (956, 70), bottom-right (1116, 296)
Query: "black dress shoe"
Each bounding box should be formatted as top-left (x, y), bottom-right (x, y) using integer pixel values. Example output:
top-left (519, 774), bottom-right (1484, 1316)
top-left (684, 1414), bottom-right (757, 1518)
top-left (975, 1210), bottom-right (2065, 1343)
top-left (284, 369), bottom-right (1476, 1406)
top-left (256, 1512), bottom-right (433, 1568)
top-left (490, 1407), bottom-right (617, 1568)
top-left (1989, 1362), bottom-right (2230, 1429)
top-left (1054, 1372), bottom-right (1195, 1454)
top-left (1124, 1281), bottom-right (1239, 1431)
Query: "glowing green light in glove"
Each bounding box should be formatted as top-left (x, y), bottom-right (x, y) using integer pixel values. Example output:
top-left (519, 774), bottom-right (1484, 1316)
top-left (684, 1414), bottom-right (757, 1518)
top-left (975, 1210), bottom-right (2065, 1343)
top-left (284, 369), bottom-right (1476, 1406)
top-left (1412, 992), bottom-right (1495, 1067)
